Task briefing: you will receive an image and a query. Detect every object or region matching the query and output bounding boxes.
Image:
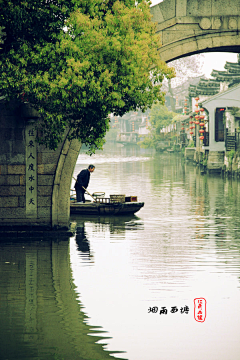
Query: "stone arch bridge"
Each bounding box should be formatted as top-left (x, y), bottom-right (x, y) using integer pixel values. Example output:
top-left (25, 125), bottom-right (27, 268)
top-left (150, 0), bottom-right (240, 62)
top-left (1, 0), bottom-right (240, 233)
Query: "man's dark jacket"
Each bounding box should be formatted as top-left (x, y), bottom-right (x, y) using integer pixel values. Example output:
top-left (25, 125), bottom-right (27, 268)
top-left (75, 169), bottom-right (90, 190)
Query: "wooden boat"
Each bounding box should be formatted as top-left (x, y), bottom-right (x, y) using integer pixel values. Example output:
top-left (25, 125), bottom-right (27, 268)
top-left (70, 199), bottom-right (144, 215)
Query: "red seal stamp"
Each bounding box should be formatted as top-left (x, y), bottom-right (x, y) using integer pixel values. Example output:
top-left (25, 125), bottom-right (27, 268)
top-left (194, 298), bottom-right (206, 322)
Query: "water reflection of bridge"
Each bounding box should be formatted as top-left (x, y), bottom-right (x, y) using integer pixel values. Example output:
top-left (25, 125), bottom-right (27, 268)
top-left (0, 239), bottom-right (125, 360)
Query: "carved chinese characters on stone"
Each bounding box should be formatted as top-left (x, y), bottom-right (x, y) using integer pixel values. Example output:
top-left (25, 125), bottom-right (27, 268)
top-left (26, 122), bottom-right (37, 218)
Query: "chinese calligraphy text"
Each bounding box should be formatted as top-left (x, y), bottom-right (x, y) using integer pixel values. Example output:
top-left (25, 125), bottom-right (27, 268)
top-left (194, 298), bottom-right (207, 322)
top-left (25, 121), bottom-right (37, 217)
top-left (148, 305), bottom-right (189, 315)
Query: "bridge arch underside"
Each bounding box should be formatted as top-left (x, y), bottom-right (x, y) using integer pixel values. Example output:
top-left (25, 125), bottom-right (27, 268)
top-left (150, 1), bottom-right (240, 62)
top-left (158, 29), bottom-right (240, 62)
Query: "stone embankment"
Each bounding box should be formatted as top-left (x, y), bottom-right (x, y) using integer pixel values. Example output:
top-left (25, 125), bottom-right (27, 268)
top-left (184, 148), bottom-right (240, 177)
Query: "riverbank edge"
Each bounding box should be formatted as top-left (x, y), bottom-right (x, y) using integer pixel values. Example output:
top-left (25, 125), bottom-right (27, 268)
top-left (0, 221), bottom-right (77, 240)
top-left (184, 147), bottom-right (240, 177)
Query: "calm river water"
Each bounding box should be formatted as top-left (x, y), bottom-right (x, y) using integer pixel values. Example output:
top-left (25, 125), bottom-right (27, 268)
top-left (1, 143), bottom-right (240, 360)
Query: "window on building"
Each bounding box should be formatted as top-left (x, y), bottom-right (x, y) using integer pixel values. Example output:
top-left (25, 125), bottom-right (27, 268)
top-left (215, 108), bottom-right (225, 142)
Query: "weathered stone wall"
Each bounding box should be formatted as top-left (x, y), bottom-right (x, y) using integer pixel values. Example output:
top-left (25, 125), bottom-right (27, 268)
top-left (185, 147), bottom-right (195, 160)
top-left (0, 101), bottom-right (81, 230)
top-left (185, 148), bottom-right (225, 173)
top-left (224, 152), bottom-right (240, 175)
top-left (207, 151), bottom-right (225, 173)
top-left (0, 101), bottom-right (26, 225)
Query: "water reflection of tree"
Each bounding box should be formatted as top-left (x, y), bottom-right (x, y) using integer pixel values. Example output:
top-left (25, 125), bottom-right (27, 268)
top-left (150, 153), bottom-right (186, 188)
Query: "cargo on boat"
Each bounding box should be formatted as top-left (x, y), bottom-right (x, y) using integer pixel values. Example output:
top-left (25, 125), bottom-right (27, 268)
top-left (70, 193), bottom-right (144, 215)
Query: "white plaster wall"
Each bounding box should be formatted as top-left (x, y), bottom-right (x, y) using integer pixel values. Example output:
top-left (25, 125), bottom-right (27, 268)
top-left (202, 84), bottom-right (240, 152)
top-left (138, 127), bottom-right (149, 135)
top-left (204, 105), bottom-right (225, 152)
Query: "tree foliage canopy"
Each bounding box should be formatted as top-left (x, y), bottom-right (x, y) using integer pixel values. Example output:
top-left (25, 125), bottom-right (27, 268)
top-left (139, 103), bottom-right (177, 149)
top-left (150, 103), bottom-right (176, 134)
top-left (0, 0), bottom-right (174, 152)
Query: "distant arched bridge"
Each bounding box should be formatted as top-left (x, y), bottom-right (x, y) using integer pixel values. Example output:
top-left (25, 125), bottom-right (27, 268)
top-left (150, 0), bottom-right (240, 62)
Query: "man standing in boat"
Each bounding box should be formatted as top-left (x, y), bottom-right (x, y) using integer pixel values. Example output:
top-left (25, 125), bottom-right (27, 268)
top-left (75, 165), bottom-right (95, 203)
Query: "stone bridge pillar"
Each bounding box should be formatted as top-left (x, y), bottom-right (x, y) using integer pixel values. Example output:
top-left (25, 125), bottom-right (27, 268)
top-left (0, 101), bottom-right (81, 233)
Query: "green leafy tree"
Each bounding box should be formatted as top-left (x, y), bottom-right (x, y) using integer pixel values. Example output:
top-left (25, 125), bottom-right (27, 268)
top-left (139, 103), bottom-right (176, 149)
top-left (0, 0), bottom-right (174, 152)
top-left (150, 104), bottom-right (176, 133)
top-left (0, 26), bottom-right (5, 49)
